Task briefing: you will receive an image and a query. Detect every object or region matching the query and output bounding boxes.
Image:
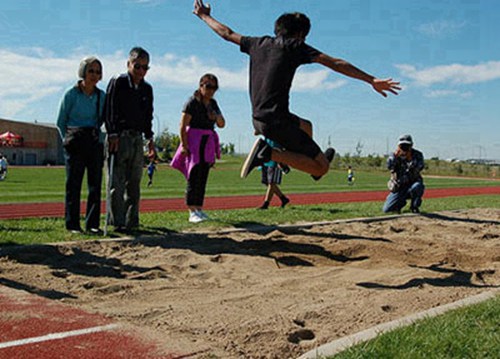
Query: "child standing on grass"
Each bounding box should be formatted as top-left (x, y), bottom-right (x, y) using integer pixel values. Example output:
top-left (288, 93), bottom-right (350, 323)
top-left (258, 139), bottom-right (290, 210)
top-left (147, 160), bottom-right (156, 187)
top-left (0, 153), bottom-right (7, 181)
top-left (347, 166), bottom-right (355, 186)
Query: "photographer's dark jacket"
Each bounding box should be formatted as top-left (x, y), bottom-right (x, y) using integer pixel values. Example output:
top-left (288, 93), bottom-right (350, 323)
top-left (104, 72), bottom-right (154, 139)
top-left (387, 148), bottom-right (424, 188)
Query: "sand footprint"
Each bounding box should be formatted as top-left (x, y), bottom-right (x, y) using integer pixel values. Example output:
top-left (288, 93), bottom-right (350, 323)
top-left (287, 328), bottom-right (315, 344)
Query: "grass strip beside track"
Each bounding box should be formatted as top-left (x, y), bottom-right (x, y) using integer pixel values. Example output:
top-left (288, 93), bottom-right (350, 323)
top-left (331, 294), bottom-right (499, 358)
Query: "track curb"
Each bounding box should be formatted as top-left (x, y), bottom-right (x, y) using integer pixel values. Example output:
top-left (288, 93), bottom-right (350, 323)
top-left (297, 289), bottom-right (499, 359)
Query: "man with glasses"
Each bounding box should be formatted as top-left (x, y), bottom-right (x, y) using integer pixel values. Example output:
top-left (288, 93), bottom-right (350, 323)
top-left (104, 47), bottom-right (156, 233)
top-left (383, 134), bottom-right (425, 214)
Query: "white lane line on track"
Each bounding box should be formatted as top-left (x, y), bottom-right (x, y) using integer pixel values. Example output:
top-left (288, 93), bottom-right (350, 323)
top-left (0, 323), bottom-right (119, 349)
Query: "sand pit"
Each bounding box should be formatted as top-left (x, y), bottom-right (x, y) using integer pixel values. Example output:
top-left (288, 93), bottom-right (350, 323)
top-left (1, 208), bottom-right (499, 358)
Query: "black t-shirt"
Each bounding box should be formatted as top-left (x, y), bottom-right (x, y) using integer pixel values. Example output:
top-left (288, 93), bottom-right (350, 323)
top-left (240, 35), bottom-right (321, 123)
top-left (104, 72), bottom-right (154, 139)
top-left (182, 95), bottom-right (221, 130)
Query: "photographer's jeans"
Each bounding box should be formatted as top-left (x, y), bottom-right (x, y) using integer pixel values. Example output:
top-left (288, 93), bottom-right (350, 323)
top-left (383, 181), bottom-right (425, 213)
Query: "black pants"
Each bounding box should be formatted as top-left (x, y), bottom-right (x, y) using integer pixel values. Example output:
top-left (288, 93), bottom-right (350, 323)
top-left (186, 135), bottom-right (210, 207)
top-left (65, 140), bottom-right (104, 230)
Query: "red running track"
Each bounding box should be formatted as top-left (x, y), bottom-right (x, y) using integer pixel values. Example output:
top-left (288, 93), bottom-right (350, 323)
top-left (0, 286), bottom-right (188, 359)
top-left (1, 187), bottom-right (499, 220)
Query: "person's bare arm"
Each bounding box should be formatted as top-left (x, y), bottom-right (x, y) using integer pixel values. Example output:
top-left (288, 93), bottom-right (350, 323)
top-left (314, 53), bottom-right (401, 97)
top-left (180, 112), bottom-right (192, 155)
top-left (193, 0), bottom-right (242, 45)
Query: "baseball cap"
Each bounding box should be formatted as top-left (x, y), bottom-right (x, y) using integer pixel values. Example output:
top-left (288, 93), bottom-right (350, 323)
top-left (398, 134), bottom-right (413, 146)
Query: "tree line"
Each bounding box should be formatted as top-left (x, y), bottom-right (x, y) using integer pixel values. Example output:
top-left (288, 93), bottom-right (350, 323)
top-left (151, 133), bottom-right (497, 178)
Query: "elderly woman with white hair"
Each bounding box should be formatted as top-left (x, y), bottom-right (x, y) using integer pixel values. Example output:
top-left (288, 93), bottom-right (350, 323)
top-left (57, 56), bottom-right (106, 234)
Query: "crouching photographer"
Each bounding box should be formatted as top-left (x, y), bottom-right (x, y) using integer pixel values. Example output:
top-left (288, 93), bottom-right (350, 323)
top-left (383, 134), bottom-right (425, 214)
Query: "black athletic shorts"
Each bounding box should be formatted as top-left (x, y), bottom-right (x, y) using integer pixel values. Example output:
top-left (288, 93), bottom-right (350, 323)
top-left (253, 113), bottom-right (322, 159)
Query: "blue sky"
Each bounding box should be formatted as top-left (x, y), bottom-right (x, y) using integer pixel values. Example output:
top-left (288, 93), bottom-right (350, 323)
top-left (1, 0), bottom-right (499, 160)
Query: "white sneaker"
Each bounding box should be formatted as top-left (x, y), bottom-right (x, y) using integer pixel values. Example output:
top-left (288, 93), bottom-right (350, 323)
top-left (196, 210), bottom-right (209, 220)
top-left (189, 211), bottom-right (204, 223)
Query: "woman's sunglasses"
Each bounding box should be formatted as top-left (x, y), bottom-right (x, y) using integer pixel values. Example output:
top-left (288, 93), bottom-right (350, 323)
top-left (201, 83), bottom-right (217, 90)
top-left (88, 69), bottom-right (102, 75)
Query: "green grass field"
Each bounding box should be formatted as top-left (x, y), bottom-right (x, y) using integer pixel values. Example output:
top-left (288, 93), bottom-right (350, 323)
top-left (1, 156), bottom-right (498, 203)
top-left (0, 157), bottom-right (499, 244)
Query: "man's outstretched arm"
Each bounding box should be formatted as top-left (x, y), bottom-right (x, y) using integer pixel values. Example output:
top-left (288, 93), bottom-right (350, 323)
top-left (314, 53), bottom-right (401, 97)
top-left (193, 0), bottom-right (242, 45)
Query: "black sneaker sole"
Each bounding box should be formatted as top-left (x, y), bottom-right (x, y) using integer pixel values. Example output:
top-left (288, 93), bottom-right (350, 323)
top-left (240, 139), bottom-right (263, 178)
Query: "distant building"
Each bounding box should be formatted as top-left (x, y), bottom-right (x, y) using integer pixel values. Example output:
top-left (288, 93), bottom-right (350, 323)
top-left (466, 158), bottom-right (500, 166)
top-left (0, 118), bottom-right (64, 165)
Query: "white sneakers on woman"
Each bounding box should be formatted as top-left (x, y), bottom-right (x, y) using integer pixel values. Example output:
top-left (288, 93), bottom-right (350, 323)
top-left (189, 210), bottom-right (210, 223)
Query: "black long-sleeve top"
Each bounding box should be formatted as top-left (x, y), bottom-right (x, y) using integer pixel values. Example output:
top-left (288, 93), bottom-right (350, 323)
top-left (104, 72), bottom-right (154, 139)
top-left (387, 148), bottom-right (425, 186)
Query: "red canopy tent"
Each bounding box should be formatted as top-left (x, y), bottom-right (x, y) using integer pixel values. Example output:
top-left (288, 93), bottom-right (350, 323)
top-left (0, 131), bottom-right (23, 147)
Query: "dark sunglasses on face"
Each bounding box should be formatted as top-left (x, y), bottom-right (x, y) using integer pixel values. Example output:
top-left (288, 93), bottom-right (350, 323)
top-left (88, 69), bottom-right (102, 75)
top-left (399, 144), bottom-right (411, 151)
top-left (201, 83), bottom-right (217, 90)
top-left (133, 63), bottom-right (150, 71)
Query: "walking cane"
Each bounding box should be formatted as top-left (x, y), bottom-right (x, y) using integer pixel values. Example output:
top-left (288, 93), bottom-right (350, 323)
top-left (104, 153), bottom-right (115, 236)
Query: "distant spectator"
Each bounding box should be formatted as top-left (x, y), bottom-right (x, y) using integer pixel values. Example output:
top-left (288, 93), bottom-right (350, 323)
top-left (56, 56), bottom-right (105, 234)
top-left (147, 160), bottom-right (157, 187)
top-left (258, 139), bottom-right (290, 209)
top-left (0, 153), bottom-right (8, 181)
top-left (347, 165), bottom-right (355, 186)
top-left (383, 134), bottom-right (425, 213)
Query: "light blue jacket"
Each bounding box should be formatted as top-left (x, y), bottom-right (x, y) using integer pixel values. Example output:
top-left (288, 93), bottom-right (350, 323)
top-left (56, 82), bottom-right (105, 141)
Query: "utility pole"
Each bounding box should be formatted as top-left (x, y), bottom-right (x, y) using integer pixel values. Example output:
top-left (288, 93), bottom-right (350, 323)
top-left (154, 114), bottom-right (161, 138)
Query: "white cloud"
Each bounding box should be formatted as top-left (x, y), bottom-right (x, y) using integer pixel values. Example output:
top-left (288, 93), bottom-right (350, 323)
top-left (127, 0), bottom-right (168, 7)
top-left (416, 20), bottom-right (467, 38)
top-left (0, 47), bottom-right (348, 118)
top-left (424, 89), bottom-right (473, 99)
top-left (148, 54), bottom-right (248, 90)
top-left (294, 69), bottom-right (347, 91)
top-left (396, 61), bottom-right (500, 87)
top-left (0, 49), bottom-right (76, 117)
top-left (149, 54), bottom-right (347, 91)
